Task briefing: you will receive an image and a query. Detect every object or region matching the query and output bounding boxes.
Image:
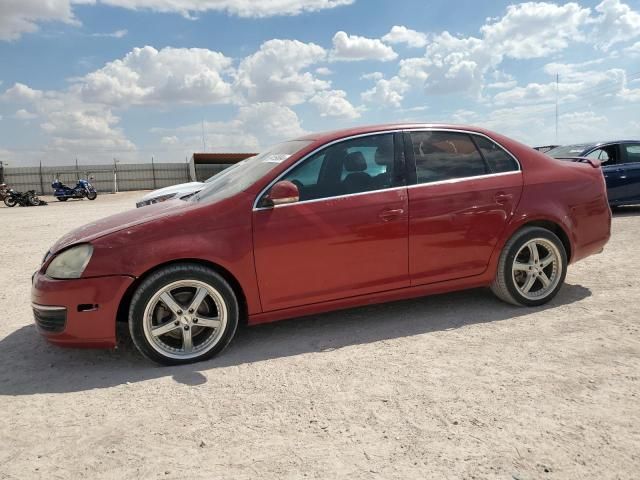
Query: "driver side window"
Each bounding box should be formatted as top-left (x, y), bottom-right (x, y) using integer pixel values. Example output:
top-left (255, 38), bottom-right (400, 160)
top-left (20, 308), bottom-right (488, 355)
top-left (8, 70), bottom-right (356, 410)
top-left (280, 134), bottom-right (396, 202)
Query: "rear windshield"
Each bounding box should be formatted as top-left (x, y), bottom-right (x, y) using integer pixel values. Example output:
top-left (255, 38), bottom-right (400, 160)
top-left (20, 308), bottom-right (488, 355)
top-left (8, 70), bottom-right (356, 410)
top-left (193, 140), bottom-right (312, 203)
top-left (547, 144), bottom-right (593, 158)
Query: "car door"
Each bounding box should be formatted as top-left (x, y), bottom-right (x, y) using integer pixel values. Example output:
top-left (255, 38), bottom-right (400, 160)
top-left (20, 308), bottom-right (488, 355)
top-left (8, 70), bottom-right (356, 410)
top-left (252, 133), bottom-right (410, 312)
top-left (618, 144), bottom-right (640, 204)
top-left (405, 130), bottom-right (524, 286)
top-left (590, 145), bottom-right (625, 203)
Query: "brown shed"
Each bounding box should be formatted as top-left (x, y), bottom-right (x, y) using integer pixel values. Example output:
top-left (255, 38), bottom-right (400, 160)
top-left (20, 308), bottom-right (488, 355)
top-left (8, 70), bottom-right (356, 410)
top-left (189, 153), bottom-right (257, 182)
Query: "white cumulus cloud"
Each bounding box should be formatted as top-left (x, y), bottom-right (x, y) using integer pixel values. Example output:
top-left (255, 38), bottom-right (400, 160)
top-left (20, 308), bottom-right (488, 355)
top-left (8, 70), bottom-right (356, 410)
top-left (480, 2), bottom-right (591, 59)
top-left (0, 0), bottom-right (79, 41)
top-left (76, 46), bottom-right (235, 106)
top-left (310, 90), bottom-right (360, 119)
top-left (236, 39), bottom-right (328, 105)
top-left (361, 77), bottom-right (409, 108)
top-left (590, 0), bottom-right (640, 50)
top-left (330, 31), bottom-right (398, 62)
top-left (0, 0), bottom-right (355, 41)
top-left (14, 109), bottom-right (38, 120)
top-left (382, 26), bottom-right (427, 48)
top-left (96, 0), bottom-right (354, 18)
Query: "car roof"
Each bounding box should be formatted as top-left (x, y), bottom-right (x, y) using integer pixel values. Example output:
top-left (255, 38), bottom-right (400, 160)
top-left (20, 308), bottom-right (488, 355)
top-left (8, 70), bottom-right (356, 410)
top-left (555, 140), bottom-right (640, 152)
top-left (294, 123), bottom-right (496, 144)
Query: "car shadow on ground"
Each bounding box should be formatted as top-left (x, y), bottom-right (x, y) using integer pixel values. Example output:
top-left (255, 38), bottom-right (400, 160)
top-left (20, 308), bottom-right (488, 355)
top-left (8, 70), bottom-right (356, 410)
top-left (0, 284), bottom-right (591, 396)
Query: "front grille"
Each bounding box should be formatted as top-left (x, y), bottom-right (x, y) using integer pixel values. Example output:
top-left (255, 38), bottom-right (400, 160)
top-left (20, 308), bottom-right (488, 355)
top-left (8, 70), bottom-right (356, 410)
top-left (33, 305), bottom-right (67, 333)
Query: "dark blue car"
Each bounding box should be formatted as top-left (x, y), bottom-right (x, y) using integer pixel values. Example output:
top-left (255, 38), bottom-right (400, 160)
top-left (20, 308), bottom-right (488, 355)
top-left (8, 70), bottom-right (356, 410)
top-left (547, 141), bottom-right (640, 207)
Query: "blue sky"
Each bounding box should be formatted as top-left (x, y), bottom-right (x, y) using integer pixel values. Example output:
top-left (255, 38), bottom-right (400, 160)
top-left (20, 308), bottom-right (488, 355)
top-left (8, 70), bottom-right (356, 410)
top-left (1, 0), bottom-right (639, 165)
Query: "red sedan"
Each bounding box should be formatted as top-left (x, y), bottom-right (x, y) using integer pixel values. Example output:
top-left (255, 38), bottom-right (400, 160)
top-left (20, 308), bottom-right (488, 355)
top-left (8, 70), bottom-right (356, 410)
top-left (32, 124), bottom-right (611, 365)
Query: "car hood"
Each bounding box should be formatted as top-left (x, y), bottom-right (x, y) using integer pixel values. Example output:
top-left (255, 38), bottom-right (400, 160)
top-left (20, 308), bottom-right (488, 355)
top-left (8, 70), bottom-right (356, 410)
top-left (49, 199), bottom-right (189, 254)
top-left (139, 182), bottom-right (204, 202)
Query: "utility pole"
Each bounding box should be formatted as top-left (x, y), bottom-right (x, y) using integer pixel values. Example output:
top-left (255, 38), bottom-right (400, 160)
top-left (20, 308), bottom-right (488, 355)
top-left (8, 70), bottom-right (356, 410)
top-left (555, 73), bottom-right (559, 145)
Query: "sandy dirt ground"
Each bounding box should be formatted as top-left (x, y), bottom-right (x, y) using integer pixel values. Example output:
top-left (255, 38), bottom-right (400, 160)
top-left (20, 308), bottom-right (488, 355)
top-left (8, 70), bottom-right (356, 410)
top-left (0, 192), bottom-right (638, 479)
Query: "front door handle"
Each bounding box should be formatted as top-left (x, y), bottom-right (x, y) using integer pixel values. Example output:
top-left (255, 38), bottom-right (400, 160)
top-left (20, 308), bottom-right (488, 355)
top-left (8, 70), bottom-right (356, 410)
top-left (379, 208), bottom-right (404, 222)
top-left (494, 192), bottom-right (513, 205)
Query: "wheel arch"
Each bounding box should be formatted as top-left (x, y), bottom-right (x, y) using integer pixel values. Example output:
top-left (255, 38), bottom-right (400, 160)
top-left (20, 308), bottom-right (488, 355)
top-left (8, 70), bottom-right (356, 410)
top-left (511, 219), bottom-right (572, 262)
top-left (116, 258), bottom-right (248, 326)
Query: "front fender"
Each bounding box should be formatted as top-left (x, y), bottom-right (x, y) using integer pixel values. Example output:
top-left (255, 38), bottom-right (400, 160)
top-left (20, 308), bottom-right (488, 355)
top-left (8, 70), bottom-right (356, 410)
top-left (82, 194), bottom-right (263, 315)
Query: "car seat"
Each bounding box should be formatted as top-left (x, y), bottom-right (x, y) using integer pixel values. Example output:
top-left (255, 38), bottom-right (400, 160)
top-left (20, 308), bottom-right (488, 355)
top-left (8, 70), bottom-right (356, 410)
top-left (341, 152), bottom-right (372, 194)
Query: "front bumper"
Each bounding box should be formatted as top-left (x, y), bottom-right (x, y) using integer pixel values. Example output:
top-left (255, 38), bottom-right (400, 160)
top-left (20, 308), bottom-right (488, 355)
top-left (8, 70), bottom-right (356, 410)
top-left (31, 272), bottom-right (135, 348)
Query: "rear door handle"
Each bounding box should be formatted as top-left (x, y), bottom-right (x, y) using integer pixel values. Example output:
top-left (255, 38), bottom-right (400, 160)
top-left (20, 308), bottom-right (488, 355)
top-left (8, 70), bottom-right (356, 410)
top-left (494, 192), bottom-right (513, 205)
top-left (379, 208), bottom-right (404, 222)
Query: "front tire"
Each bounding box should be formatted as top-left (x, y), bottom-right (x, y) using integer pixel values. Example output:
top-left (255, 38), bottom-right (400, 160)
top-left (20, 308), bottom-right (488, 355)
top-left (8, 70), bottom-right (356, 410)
top-left (57, 197), bottom-right (68, 202)
top-left (491, 227), bottom-right (567, 306)
top-left (87, 191), bottom-right (97, 200)
top-left (4, 197), bottom-right (17, 207)
top-left (129, 263), bottom-right (239, 365)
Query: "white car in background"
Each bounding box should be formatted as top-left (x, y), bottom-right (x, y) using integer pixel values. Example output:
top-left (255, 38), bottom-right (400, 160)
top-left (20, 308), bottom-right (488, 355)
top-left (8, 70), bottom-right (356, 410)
top-left (135, 157), bottom-right (253, 207)
top-left (136, 181), bottom-right (205, 208)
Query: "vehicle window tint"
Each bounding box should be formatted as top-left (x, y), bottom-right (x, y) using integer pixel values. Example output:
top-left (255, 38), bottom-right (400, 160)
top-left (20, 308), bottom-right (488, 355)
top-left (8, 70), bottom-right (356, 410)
top-left (339, 146), bottom-right (387, 180)
top-left (281, 133), bottom-right (395, 201)
top-left (410, 131), bottom-right (487, 184)
top-left (284, 152), bottom-right (325, 189)
top-left (624, 144), bottom-right (640, 163)
top-left (472, 135), bottom-right (519, 173)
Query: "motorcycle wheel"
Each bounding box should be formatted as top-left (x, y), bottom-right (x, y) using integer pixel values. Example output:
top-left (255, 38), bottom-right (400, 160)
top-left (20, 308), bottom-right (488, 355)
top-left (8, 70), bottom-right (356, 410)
top-left (57, 197), bottom-right (68, 201)
top-left (87, 191), bottom-right (97, 200)
top-left (29, 195), bottom-right (41, 206)
top-left (4, 197), bottom-right (17, 207)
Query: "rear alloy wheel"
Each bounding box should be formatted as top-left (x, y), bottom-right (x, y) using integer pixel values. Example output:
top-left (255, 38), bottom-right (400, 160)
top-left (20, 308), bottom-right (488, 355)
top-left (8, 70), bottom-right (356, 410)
top-left (491, 227), bottom-right (567, 306)
top-left (129, 263), bottom-right (239, 365)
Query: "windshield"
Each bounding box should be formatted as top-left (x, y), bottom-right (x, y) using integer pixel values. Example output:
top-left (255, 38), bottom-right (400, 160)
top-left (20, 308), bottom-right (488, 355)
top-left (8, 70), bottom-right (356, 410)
top-left (193, 140), bottom-right (312, 203)
top-left (547, 144), bottom-right (593, 158)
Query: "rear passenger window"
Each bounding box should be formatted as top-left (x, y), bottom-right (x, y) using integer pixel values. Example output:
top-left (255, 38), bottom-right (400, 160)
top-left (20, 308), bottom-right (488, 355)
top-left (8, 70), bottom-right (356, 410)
top-left (409, 131), bottom-right (487, 184)
top-left (472, 135), bottom-right (519, 173)
top-left (624, 144), bottom-right (640, 163)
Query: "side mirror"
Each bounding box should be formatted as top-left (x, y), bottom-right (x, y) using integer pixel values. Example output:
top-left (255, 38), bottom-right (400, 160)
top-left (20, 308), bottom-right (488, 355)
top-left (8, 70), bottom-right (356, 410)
top-left (264, 180), bottom-right (300, 207)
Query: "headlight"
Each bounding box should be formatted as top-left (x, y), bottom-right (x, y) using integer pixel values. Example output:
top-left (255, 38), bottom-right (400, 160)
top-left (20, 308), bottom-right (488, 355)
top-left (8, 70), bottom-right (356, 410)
top-left (46, 244), bottom-right (93, 279)
top-left (150, 193), bottom-right (177, 204)
top-left (136, 193), bottom-right (176, 208)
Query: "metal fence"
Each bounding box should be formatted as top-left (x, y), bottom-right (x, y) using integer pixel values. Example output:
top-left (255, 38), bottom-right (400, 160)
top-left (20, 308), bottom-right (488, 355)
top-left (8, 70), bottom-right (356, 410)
top-left (0, 162), bottom-right (191, 195)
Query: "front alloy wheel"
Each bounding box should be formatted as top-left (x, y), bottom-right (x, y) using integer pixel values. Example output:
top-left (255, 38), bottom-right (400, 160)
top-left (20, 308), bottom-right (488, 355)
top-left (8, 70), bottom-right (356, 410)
top-left (129, 264), bottom-right (239, 365)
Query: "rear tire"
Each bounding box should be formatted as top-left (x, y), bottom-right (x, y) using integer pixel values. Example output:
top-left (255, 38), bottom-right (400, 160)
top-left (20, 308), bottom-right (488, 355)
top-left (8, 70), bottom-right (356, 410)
top-left (129, 263), bottom-right (239, 365)
top-left (491, 227), bottom-right (567, 306)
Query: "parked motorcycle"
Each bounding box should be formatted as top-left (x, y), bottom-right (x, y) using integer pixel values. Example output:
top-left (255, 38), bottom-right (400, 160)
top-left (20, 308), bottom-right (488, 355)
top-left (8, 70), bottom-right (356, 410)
top-left (4, 189), bottom-right (47, 207)
top-left (52, 178), bottom-right (97, 201)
